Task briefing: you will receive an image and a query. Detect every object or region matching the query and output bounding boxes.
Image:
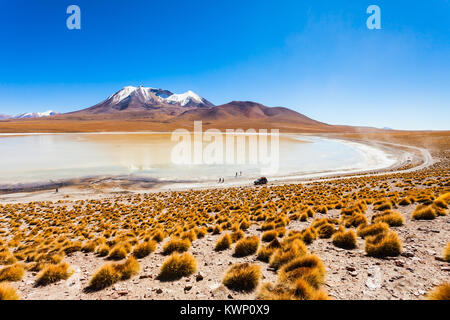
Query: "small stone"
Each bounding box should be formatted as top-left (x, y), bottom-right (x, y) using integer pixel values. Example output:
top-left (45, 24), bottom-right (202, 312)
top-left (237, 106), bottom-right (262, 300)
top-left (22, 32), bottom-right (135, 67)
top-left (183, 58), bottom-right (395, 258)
top-left (118, 290), bottom-right (128, 296)
top-left (195, 272), bottom-right (204, 282)
top-left (349, 271), bottom-right (358, 277)
top-left (346, 266), bottom-right (356, 272)
top-left (401, 251), bottom-right (414, 258)
top-left (228, 294), bottom-right (234, 299)
top-left (394, 260), bottom-right (404, 267)
top-left (155, 288), bottom-right (163, 294)
top-left (184, 286), bottom-right (192, 292)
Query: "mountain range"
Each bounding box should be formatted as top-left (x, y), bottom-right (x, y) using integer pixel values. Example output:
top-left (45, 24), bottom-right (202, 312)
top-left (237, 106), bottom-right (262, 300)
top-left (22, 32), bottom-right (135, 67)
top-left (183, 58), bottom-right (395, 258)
top-left (0, 86), bottom-right (360, 133)
top-left (0, 110), bottom-right (58, 120)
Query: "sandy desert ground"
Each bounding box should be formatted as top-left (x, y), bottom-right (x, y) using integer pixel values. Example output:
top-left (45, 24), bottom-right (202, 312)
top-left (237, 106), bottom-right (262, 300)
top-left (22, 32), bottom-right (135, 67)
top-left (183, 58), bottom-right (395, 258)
top-left (0, 131), bottom-right (449, 300)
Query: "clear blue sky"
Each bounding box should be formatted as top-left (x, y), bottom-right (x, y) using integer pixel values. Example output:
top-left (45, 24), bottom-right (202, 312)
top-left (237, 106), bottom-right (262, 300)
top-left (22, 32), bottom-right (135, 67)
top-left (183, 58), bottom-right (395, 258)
top-left (0, 0), bottom-right (449, 130)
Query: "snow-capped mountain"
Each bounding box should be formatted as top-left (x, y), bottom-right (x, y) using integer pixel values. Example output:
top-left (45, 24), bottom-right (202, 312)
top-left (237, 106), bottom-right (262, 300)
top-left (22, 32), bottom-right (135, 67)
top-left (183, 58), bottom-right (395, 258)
top-left (0, 110), bottom-right (58, 120)
top-left (14, 110), bottom-right (58, 119)
top-left (73, 86), bottom-right (215, 115)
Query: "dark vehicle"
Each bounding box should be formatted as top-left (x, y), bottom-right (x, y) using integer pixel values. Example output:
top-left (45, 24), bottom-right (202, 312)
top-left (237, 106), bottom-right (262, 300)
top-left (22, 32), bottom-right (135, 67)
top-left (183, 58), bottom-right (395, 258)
top-left (254, 177), bottom-right (268, 185)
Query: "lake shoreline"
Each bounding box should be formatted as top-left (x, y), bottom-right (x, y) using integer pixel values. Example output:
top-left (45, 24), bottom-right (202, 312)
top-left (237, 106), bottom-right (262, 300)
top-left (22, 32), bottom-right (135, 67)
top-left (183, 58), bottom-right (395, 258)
top-left (0, 136), bottom-right (430, 203)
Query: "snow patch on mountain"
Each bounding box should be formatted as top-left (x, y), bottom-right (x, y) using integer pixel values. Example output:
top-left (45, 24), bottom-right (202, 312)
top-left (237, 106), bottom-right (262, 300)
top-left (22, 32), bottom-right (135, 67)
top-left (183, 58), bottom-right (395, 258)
top-left (14, 110), bottom-right (58, 119)
top-left (165, 90), bottom-right (204, 106)
top-left (107, 86), bottom-right (213, 108)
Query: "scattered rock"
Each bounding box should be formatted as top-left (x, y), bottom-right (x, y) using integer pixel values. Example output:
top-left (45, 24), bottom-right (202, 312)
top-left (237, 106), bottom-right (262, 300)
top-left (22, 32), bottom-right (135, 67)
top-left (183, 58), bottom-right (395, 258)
top-left (401, 251), bottom-right (414, 258)
top-left (155, 288), bottom-right (163, 294)
top-left (184, 286), bottom-right (192, 292)
top-left (195, 272), bottom-right (204, 282)
top-left (117, 290), bottom-right (128, 296)
top-left (394, 260), bottom-right (404, 267)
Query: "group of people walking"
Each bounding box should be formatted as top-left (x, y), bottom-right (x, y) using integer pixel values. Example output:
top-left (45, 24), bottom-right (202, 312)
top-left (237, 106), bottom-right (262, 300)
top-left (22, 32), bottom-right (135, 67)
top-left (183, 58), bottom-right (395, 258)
top-left (218, 171), bottom-right (242, 183)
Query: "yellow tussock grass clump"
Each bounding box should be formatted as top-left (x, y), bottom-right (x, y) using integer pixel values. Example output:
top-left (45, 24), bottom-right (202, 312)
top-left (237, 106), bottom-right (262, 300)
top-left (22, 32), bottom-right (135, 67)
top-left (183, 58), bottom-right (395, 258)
top-left (0, 282), bottom-right (19, 300)
top-left (261, 230), bottom-right (278, 242)
top-left (108, 243), bottom-right (128, 260)
top-left (257, 281), bottom-right (329, 300)
top-left (88, 265), bottom-right (121, 291)
top-left (434, 192), bottom-right (450, 207)
top-left (0, 264), bottom-right (25, 282)
top-left (113, 256), bottom-right (140, 280)
top-left (269, 239), bottom-right (307, 270)
top-left (443, 243), bottom-right (450, 262)
top-left (412, 205), bottom-right (437, 220)
top-left (81, 241), bottom-right (97, 253)
top-left (372, 210), bottom-right (404, 227)
top-left (151, 229), bottom-right (166, 242)
top-left (158, 252), bottom-right (197, 281)
top-left (96, 244), bottom-right (110, 257)
top-left (426, 283), bottom-right (450, 300)
top-left (231, 229), bottom-right (244, 243)
top-left (374, 201), bottom-right (392, 211)
top-left (365, 231), bottom-right (402, 257)
top-left (341, 213), bottom-right (368, 228)
top-left (215, 233), bottom-right (232, 251)
top-left (88, 257), bottom-right (140, 291)
top-left (35, 262), bottom-right (74, 286)
top-left (0, 249), bottom-right (17, 265)
top-left (398, 197), bottom-right (412, 206)
top-left (233, 236), bottom-right (259, 257)
top-left (181, 230), bottom-right (197, 242)
top-left (278, 254), bottom-right (326, 288)
top-left (357, 222), bottom-right (390, 238)
top-left (133, 240), bottom-right (157, 258)
top-left (222, 263), bottom-right (261, 292)
top-left (301, 227), bottom-right (317, 244)
top-left (162, 238), bottom-right (191, 255)
top-left (317, 223), bottom-right (336, 239)
top-left (257, 246), bottom-right (276, 262)
top-left (293, 278), bottom-right (318, 300)
top-left (332, 228), bottom-right (357, 249)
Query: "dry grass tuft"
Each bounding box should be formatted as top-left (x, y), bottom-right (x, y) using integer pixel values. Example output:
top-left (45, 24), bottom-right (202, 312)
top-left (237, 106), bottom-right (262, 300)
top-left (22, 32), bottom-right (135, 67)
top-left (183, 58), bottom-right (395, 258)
top-left (365, 231), bottom-right (402, 258)
top-left (357, 222), bottom-right (389, 238)
top-left (443, 243), bottom-right (450, 262)
top-left (426, 282), bottom-right (450, 300)
top-left (96, 244), bottom-right (110, 257)
top-left (0, 249), bottom-right (17, 265)
top-left (87, 264), bottom-right (121, 291)
top-left (162, 238), bottom-right (191, 255)
top-left (158, 252), bottom-right (197, 281)
top-left (0, 282), bottom-right (19, 300)
top-left (215, 233), bottom-right (232, 251)
top-left (35, 262), bottom-right (74, 286)
top-left (88, 257), bottom-right (140, 290)
top-left (233, 236), bottom-right (259, 257)
top-left (0, 264), bottom-right (25, 282)
top-left (108, 243), bottom-right (128, 260)
top-left (332, 228), bottom-right (357, 249)
top-left (133, 240), bottom-right (157, 258)
top-left (372, 210), bottom-right (404, 227)
top-left (269, 239), bottom-right (307, 270)
top-left (293, 278), bottom-right (316, 300)
top-left (278, 254), bottom-right (326, 288)
top-left (261, 230), bottom-right (278, 242)
top-left (222, 263), bottom-right (261, 292)
top-left (412, 205), bottom-right (437, 220)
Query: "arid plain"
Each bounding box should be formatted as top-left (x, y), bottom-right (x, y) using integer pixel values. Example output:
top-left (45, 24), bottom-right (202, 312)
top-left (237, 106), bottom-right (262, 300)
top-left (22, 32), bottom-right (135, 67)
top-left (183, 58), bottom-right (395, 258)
top-left (0, 127), bottom-right (449, 300)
